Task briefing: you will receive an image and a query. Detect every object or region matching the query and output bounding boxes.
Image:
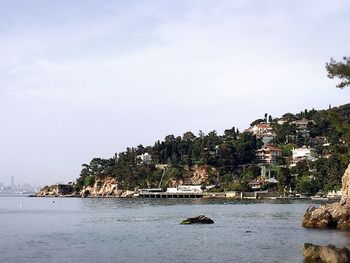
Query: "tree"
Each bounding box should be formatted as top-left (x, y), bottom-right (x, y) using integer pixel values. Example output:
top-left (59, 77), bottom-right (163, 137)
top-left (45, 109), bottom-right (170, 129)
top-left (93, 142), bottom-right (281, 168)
top-left (250, 119), bottom-right (265, 127)
top-left (326, 57), bottom-right (350, 89)
top-left (268, 115), bottom-right (273, 123)
top-left (182, 131), bottom-right (196, 142)
top-left (276, 167), bottom-right (291, 191)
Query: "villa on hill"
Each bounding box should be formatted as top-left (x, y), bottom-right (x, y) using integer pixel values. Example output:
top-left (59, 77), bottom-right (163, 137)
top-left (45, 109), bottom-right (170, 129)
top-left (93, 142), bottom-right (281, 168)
top-left (255, 145), bottom-right (283, 165)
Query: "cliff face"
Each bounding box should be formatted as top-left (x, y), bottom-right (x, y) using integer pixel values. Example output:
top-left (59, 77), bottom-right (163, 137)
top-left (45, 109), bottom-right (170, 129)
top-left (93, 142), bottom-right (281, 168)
top-left (166, 165), bottom-right (218, 187)
top-left (186, 165), bottom-right (217, 185)
top-left (340, 165), bottom-right (350, 205)
top-left (80, 177), bottom-right (122, 197)
top-left (303, 163), bottom-right (350, 230)
top-left (35, 184), bottom-right (74, 197)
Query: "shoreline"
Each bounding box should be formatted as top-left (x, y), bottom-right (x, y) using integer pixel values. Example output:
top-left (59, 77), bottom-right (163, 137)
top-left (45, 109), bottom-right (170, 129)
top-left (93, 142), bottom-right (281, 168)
top-left (27, 193), bottom-right (341, 202)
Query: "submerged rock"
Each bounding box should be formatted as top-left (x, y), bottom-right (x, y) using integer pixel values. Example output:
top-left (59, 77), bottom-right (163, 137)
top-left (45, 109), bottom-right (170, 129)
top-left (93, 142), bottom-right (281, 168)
top-left (180, 215), bottom-right (214, 224)
top-left (303, 163), bottom-right (350, 230)
top-left (303, 243), bottom-right (350, 263)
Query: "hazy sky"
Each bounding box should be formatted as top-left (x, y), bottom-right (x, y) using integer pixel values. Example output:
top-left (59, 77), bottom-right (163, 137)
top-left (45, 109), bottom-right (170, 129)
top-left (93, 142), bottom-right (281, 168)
top-left (1, 0), bottom-right (350, 186)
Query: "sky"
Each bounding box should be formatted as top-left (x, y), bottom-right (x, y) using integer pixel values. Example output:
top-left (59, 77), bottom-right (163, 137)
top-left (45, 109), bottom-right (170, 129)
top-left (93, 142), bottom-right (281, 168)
top-left (1, 0), bottom-right (350, 186)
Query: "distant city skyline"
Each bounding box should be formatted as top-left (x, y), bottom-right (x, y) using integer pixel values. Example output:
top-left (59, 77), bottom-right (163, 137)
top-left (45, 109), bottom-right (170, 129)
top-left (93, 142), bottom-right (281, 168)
top-left (0, 175), bottom-right (41, 195)
top-left (1, 0), bottom-right (350, 185)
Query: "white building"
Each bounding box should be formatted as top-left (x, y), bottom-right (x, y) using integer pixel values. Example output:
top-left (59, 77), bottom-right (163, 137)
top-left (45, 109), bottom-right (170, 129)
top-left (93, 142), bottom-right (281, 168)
top-left (251, 123), bottom-right (273, 135)
top-left (166, 185), bottom-right (203, 193)
top-left (137, 153), bottom-right (152, 164)
top-left (290, 146), bottom-right (318, 167)
top-left (292, 147), bottom-right (318, 160)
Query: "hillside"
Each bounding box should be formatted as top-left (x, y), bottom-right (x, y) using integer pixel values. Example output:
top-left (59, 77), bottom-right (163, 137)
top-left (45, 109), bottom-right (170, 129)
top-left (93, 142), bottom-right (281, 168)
top-left (58, 103), bottom-right (349, 197)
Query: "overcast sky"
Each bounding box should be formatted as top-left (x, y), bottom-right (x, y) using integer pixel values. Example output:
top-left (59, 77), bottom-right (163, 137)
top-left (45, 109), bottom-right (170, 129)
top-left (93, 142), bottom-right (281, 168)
top-left (1, 0), bottom-right (350, 186)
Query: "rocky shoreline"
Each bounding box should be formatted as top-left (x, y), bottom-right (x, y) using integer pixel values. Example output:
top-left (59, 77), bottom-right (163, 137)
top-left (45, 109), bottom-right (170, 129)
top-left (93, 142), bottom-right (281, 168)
top-left (302, 163), bottom-right (350, 230)
top-left (303, 243), bottom-right (350, 263)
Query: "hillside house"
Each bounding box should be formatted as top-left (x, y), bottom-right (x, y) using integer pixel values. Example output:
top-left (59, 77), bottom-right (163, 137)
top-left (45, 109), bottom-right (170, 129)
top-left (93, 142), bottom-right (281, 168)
top-left (137, 152), bottom-right (152, 164)
top-left (292, 146), bottom-right (318, 160)
top-left (290, 146), bottom-right (318, 166)
top-left (309, 136), bottom-right (327, 146)
top-left (291, 119), bottom-right (314, 138)
top-left (248, 179), bottom-right (264, 190)
top-left (256, 145), bottom-right (283, 164)
top-left (290, 118), bottom-right (311, 129)
top-left (251, 123), bottom-right (273, 135)
top-left (246, 122), bottom-right (275, 145)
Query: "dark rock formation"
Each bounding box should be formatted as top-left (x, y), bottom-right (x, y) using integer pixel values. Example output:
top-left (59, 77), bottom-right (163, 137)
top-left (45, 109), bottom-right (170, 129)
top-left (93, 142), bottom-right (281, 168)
top-left (303, 243), bottom-right (350, 263)
top-left (303, 164), bottom-right (350, 230)
top-left (35, 184), bottom-right (74, 197)
top-left (180, 215), bottom-right (214, 224)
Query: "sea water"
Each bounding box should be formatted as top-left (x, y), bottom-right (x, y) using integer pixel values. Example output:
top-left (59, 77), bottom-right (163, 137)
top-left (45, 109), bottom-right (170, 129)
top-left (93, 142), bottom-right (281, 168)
top-left (1, 197), bottom-right (349, 263)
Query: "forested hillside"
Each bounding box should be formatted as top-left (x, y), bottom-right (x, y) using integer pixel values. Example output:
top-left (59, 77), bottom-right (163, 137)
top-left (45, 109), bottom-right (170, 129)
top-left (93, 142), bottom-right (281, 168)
top-left (75, 103), bottom-right (350, 195)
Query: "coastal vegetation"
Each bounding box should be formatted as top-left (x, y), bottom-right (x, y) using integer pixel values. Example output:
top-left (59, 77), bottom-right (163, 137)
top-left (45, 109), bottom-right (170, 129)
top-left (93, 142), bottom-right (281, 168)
top-left (72, 103), bottom-right (350, 195)
top-left (69, 57), bottom-right (350, 196)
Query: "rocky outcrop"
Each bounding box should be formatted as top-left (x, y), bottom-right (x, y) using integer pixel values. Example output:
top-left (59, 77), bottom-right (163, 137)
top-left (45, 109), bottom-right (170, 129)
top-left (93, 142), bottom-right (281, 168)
top-left (180, 215), bottom-right (214, 224)
top-left (167, 165), bottom-right (218, 187)
top-left (303, 164), bottom-right (350, 230)
top-left (35, 184), bottom-right (74, 197)
top-left (80, 177), bottom-right (122, 197)
top-left (36, 177), bottom-right (123, 198)
top-left (303, 243), bottom-right (350, 263)
top-left (121, 190), bottom-right (135, 197)
top-left (340, 163), bottom-right (350, 205)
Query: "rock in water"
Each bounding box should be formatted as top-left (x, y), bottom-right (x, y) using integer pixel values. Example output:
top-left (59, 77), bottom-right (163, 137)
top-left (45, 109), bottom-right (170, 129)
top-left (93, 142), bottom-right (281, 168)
top-left (302, 163), bottom-right (350, 230)
top-left (303, 243), bottom-right (350, 263)
top-left (180, 215), bottom-right (214, 224)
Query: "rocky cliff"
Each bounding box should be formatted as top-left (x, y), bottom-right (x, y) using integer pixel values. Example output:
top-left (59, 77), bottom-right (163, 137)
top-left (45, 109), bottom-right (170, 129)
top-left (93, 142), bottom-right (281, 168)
top-left (303, 163), bottom-right (350, 230)
top-left (166, 165), bottom-right (218, 187)
top-left (80, 177), bottom-right (122, 197)
top-left (35, 184), bottom-right (75, 197)
top-left (36, 165), bottom-right (217, 197)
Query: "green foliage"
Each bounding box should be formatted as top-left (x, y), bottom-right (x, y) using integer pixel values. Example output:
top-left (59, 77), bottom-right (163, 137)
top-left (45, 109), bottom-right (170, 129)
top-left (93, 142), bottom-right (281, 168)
top-left (276, 167), bottom-right (291, 190)
top-left (241, 165), bottom-right (261, 181)
top-left (83, 176), bottom-right (95, 187)
top-left (261, 182), bottom-right (277, 191)
top-left (271, 123), bottom-right (297, 144)
top-left (223, 181), bottom-right (250, 192)
top-left (296, 176), bottom-right (318, 195)
top-left (326, 57), bottom-right (350, 89)
top-left (250, 119), bottom-right (265, 127)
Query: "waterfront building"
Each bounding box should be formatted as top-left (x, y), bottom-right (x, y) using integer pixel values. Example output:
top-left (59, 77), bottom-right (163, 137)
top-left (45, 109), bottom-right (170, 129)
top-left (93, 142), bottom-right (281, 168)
top-left (248, 179), bottom-right (264, 190)
top-left (166, 185), bottom-right (203, 193)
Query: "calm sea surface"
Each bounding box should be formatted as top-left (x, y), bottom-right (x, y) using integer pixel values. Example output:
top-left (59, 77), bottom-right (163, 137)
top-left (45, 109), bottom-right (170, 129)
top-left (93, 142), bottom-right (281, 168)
top-left (1, 197), bottom-right (350, 263)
